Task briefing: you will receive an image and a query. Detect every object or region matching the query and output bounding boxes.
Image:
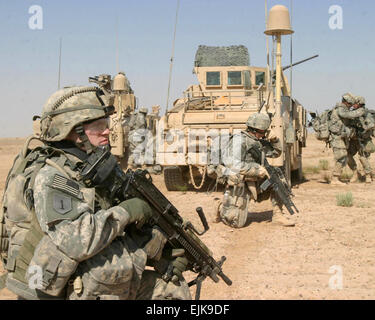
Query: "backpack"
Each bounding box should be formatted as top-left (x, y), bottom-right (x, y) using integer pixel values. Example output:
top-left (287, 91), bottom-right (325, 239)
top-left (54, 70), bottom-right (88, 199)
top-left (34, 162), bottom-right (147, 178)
top-left (312, 109), bottom-right (332, 141)
top-left (0, 137), bottom-right (46, 268)
top-left (0, 136), bottom-right (67, 285)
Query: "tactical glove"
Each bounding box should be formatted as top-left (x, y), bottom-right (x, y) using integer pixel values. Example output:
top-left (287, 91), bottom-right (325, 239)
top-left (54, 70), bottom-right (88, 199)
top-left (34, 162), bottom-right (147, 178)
top-left (142, 226), bottom-right (168, 261)
top-left (119, 198), bottom-right (153, 228)
top-left (170, 249), bottom-right (189, 283)
top-left (153, 248), bottom-right (189, 284)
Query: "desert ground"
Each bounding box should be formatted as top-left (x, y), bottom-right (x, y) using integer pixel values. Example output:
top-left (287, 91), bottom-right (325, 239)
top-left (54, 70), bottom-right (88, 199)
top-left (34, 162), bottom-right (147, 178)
top-left (0, 134), bottom-right (374, 300)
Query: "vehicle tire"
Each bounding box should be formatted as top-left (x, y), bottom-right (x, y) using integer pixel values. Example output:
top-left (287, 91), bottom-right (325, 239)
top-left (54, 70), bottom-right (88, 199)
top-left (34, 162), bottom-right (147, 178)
top-left (164, 166), bottom-right (188, 191)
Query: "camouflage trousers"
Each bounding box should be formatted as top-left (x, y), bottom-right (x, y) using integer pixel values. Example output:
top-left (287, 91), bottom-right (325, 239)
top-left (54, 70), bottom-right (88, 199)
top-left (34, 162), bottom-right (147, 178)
top-left (219, 180), bottom-right (282, 228)
top-left (135, 270), bottom-right (192, 300)
top-left (332, 139), bottom-right (373, 176)
top-left (66, 235), bottom-right (191, 300)
top-left (348, 138), bottom-right (373, 175)
top-left (331, 136), bottom-right (353, 177)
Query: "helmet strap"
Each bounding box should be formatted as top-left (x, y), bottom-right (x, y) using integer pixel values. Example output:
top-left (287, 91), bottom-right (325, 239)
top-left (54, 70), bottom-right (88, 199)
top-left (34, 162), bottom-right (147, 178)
top-left (75, 124), bottom-right (94, 154)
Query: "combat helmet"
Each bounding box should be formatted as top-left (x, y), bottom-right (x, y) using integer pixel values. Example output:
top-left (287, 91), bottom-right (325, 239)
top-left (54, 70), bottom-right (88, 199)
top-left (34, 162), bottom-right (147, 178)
top-left (342, 92), bottom-right (356, 104)
top-left (246, 113), bottom-right (271, 131)
top-left (355, 95), bottom-right (365, 105)
top-left (39, 86), bottom-right (114, 152)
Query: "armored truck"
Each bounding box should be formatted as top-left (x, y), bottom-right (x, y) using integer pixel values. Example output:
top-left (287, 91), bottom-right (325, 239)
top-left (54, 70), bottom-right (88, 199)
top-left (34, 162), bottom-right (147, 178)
top-left (156, 44), bottom-right (308, 191)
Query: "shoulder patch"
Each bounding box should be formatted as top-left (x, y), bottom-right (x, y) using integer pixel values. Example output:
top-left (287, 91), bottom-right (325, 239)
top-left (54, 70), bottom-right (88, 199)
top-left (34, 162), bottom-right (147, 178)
top-left (48, 174), bottom-right (83, 200)
top-left (53, 193), bottom-right (72, 214)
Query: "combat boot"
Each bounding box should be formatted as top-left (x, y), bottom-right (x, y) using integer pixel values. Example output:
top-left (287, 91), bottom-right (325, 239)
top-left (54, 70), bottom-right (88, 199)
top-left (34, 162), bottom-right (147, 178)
top-left (331, 176), bottom-right (346, 186)
top-left (271, 206), bottom-right (295, 227)
top-left (365, 174), bottom-right (372, 184)
top-left (349, 170), bottom-right (359, 183)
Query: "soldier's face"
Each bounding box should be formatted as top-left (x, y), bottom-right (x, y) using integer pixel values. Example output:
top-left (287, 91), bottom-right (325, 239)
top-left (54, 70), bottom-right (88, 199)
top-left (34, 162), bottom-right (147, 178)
top-left (253, 128), bottom-right (266, 139)
top-left (83, 118), bottom-right (110, 147)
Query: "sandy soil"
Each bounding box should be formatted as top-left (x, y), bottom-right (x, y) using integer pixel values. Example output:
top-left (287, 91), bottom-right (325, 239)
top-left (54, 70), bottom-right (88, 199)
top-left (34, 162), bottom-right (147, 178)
top-left (0, 135), bottom-right (374, 300)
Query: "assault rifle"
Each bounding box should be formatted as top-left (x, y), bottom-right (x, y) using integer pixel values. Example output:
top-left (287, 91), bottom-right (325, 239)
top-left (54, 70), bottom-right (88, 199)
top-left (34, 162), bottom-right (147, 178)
top-left (120, 168), bottom-right (232, 299)
top-left (78, 146), bottom-right (232, 299)
top-left (248, 142), bottom-right (299, 215)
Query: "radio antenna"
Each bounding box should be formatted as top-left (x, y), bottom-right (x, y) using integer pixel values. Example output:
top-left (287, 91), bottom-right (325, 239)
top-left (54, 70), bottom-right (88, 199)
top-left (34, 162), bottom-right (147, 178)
top-left (165, 0), bottom-right (180, 116)
top-left (116, 15), bottom-right (120, 73)
top-left (58, 37), bottom-right (62, 89)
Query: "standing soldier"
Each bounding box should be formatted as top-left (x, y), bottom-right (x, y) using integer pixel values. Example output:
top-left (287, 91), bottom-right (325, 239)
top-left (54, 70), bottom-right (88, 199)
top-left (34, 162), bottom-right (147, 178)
top-left (0, 86), bottom-right (191, 300)
top-left (128, 107), bottom-right (149, 168)
top-left (328, 93), bottom-right (365, 185)
top-left (347, 96), bottom-right (375, 183)
top-left (217, 113), bottom-right (296, 228)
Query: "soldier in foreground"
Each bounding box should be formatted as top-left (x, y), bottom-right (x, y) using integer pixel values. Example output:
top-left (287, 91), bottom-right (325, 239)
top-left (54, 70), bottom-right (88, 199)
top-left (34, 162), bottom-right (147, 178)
top-left (216, 113), bottom-right (296, 228)
top-left (0, 86), bottom-right (191, 300)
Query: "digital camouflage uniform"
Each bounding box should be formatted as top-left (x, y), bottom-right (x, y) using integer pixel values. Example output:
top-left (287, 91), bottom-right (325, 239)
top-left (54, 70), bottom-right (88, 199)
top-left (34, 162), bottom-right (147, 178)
top-left (1, 86), bottom-right (191, 300)
top-left (346, 96), bottom-right (375, 182)
top-left (328, 93), bottom-right (365, 182)
top-left (217, 113), bottom-right (295, 228)
top-left (127, 108), bottom-right (148, 168)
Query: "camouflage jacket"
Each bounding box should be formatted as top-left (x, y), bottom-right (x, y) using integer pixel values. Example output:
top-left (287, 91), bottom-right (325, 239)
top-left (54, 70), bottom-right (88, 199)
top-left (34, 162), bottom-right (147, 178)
top-left (222, 130), bottom-right (281, 178)
top-left (33, 155), bottom-right (133, 262)
top-left (329, 103), bottom-right (365, 137)
top-left (349, 107), bottom-right (375, 140)
top-left (4, 143), bottom-right (148, 299)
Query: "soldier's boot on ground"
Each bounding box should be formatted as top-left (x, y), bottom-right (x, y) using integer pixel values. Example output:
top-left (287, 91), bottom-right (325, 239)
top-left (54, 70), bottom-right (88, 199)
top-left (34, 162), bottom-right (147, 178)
top-left (271, 206), bottom-right (295, 227)
top-left (349, 170), bottom-right (359, 183)
top-left (331, 175), bottom-right (346, 186)
top-left (365, 174), bottom-right (372, 184)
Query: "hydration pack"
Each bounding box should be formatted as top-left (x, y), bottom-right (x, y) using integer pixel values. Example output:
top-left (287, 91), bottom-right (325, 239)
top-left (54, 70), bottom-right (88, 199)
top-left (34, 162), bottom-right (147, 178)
top-left (312, 109), bottom-right (332, 141)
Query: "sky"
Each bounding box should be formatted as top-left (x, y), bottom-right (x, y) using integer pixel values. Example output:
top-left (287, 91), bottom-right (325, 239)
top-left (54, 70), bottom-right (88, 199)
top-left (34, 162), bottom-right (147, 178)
top-left (0, 0), bottom-right (374, 137)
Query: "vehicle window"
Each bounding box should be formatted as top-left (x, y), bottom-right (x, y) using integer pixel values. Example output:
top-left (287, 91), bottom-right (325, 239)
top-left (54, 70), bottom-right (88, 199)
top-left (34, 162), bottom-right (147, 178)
top-left (206, 72), bottom-right (221, 86)
top-left (227, 71), bottom-right (242, 85)
top-left (243, 71), bottom-right (251, 89)
top-left (255, 71), bottom-right (265, 86)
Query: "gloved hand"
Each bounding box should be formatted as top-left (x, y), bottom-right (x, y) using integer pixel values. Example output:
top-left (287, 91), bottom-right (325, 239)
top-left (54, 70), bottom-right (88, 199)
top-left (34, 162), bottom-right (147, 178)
top-left (170, 249), bottom-right (189, 283)
top-left (258, 166), bottom-right (270, 179)
top-left (119, 198), bottom-right (153, 228)
top-left (154, 248), bottom-right (189, 284)
top-left (142, 226), bottom-right (168, 261)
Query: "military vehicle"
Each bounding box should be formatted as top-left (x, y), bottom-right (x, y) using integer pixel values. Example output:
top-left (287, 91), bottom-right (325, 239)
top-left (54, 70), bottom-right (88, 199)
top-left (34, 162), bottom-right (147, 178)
top-left (88, 72), bottom-right (161, 170)
top-left (156, 4), bottom-right (316, 191)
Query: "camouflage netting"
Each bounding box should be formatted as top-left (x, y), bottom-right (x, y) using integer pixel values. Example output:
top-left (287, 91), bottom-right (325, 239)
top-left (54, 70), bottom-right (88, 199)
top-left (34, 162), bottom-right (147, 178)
top-left (194, 45), bottom-right (250, 67)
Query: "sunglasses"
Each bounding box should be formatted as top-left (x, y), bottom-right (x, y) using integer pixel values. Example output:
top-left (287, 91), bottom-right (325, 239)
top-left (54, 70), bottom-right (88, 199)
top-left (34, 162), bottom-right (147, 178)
top-left (84, 117), bottom-right (109, 133)
top-left (254, 128), bottom-right (267, 135)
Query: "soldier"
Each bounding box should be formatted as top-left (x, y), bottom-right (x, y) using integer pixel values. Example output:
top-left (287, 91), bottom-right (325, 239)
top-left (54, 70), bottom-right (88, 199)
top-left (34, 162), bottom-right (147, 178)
top-left (328, 92), bottom-right (366, 185)
top-left (347, 96), bottom-right (375, 183)
top-left (128, 107), bottom-right (149, 168)
top-left (216, 113), bottom-right (295, 228)
top-left (1, 86), bottom-right (191, 300)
